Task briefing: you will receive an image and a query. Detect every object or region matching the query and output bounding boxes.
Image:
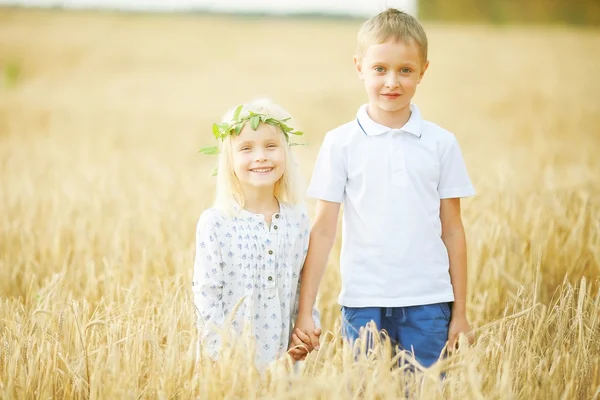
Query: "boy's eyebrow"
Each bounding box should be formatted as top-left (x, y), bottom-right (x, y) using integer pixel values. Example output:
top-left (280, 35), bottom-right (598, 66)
top-left (371, 60), bottom-right (418, 67)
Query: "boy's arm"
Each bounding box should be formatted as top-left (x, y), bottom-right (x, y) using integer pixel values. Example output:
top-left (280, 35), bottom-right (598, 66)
top-left (289, 129), bottom-right (346, 357)
top-left (289, 200), bottom-right (341, 354)
top-left (440, 198), bottom-right (473, 347)
top-left (288, 210), bottom-right (323, 360)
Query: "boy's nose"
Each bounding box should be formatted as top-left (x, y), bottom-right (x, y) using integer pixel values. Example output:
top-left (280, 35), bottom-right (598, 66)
top-left (385, 73), bottom-right (399, 88)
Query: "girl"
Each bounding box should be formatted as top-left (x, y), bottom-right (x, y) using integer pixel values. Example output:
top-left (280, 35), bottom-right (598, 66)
top-left (192, 98), bottom-right (320, 368)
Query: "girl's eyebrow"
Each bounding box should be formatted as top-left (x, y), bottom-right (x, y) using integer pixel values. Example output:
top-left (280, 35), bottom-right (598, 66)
top-left (236, 140), bottom-right (253, 147)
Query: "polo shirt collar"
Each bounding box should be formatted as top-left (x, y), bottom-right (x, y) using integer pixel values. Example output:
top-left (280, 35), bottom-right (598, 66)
top-left (356, 103), bottom-right (423, 138)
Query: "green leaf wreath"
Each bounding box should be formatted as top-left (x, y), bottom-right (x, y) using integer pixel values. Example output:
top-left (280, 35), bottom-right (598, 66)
top-left (198, 105), bottom-right (304, 156)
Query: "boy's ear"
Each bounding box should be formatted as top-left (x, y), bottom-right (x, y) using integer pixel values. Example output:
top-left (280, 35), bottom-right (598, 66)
top-left (353, 55), bottom-right (364, 80)
top-left (418, 60), bottom-right (430, 83)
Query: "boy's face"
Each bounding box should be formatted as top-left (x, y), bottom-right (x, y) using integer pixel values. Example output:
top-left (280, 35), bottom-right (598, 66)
top-left (354, 39), bottom-right (429, 117)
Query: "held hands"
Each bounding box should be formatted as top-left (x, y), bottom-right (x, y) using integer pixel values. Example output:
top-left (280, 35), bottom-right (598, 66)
top-left (287, 312), bottom-right (322, 361)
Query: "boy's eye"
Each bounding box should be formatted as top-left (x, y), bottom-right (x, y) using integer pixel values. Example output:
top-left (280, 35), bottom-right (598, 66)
top-left (374, 66), bottom-right (385, 73)
top-left (401, 68), bottom-right (412, 73)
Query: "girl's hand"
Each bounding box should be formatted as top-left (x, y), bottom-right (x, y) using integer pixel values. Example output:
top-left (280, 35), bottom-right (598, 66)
top-left (448, 315), bottom-right (474, 349)
top-left (287, 313), bottom-right (321, 360)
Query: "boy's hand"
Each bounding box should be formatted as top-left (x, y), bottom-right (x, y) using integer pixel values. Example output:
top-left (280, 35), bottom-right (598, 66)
top-left (287, 313), bottom-right (322, 360)
top-left (448, 315), bottom-right (474, 349)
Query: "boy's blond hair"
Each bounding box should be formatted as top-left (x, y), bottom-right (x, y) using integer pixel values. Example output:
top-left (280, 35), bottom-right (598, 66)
top-left (213, 98), bottom-right (304, 215)
top-left (356, 8), bottom-right (428, 65)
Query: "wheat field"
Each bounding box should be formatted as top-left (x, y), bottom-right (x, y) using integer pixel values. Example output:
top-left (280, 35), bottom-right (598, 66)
top-left (1, 8), bottom-right (599, 399)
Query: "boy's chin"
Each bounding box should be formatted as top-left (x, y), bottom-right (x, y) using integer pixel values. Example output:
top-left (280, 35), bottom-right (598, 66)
top-left (374, 101), bottom-right (409, 113)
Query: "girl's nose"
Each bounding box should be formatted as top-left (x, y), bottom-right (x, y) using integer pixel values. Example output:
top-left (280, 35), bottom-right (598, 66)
top-left (254, 149), bottom-right (267, 162)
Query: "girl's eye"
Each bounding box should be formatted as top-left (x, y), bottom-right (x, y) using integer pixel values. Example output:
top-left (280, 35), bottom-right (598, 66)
top-left (240, 147), bottom-right (251, 151)
top-left (267, 144), bottom-right (278, 148)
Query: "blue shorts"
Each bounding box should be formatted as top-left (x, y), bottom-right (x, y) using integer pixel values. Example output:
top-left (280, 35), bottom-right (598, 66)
top-left (341, 303), bottom-right (452, 368)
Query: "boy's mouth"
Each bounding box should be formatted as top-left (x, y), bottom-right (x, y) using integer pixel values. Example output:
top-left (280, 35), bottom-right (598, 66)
top-left (382, 93), bottom-right (401, 99)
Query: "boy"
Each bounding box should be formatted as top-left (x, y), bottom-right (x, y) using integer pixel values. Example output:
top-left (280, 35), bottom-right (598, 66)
top-left (289, 8), bottom-right (475, 368)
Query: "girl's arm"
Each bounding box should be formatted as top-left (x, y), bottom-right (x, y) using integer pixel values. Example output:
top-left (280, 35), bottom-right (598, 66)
top-left (191, 212), bottom-right (225, 360)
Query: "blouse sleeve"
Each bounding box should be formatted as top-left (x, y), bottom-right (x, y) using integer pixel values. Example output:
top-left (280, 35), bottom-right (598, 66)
top-left (191, 210), bottom-right (225, 360)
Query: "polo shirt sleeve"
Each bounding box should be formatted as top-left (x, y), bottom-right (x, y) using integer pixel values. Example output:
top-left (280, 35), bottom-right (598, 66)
top-left (306, 131), bottom-right (347, 203)
top-left (438, 136), bottom-right (476, 199)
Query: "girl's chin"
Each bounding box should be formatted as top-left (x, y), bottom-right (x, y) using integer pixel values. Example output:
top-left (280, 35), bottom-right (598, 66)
top-left (240, 174), bottom-right (283, 188)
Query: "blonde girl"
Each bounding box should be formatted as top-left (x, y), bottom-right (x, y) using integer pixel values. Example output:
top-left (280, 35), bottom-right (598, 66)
top-left (192, 98), bottom-right (320, 368)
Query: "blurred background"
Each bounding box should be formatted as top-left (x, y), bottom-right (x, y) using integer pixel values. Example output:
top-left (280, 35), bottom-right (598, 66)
top-left (1, 0), bottom-right (600, 344)
top-left (1, 0), bottom-right (600, 23)
top-left (0, 1), bottom-right (599, 398)
top-left (2, 0), bottom-right (600, 329)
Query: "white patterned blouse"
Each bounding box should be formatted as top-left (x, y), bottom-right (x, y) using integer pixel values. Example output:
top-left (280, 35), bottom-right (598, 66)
top-left (192, 202), bottom-right (320, 367)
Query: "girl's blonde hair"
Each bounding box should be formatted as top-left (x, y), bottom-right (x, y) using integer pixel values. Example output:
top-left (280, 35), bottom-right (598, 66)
top-left (213, 98), bottom-right (305, 215)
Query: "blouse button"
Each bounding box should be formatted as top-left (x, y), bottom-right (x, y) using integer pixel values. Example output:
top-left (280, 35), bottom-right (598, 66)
top-left (268, 276), bottom-right (273, 281)
top-left (273, 225), bottom-right (278, 230)
top-left (268, 250), bottom-right (273, 255)
top-left (274, 214), bottom-right (280, 219)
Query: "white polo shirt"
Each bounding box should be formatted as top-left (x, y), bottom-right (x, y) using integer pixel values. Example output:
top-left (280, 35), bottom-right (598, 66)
top-left (307, 103), bottom-right (475, 307)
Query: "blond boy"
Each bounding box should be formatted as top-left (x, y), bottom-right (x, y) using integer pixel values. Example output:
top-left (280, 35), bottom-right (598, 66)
top-left (289, 8), bottom-right (475, 367)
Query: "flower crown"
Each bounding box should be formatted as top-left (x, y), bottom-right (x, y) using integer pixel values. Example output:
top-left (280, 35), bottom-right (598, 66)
top-left (198, 104), bottom-right (304, 156)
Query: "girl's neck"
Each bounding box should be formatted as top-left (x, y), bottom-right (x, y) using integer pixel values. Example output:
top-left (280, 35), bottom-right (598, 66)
top-left (241, 185), bottom-right (279, 216)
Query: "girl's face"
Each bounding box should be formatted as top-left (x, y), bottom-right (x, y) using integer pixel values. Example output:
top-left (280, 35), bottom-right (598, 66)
top-left (230, 123), bottom-right (286, 191)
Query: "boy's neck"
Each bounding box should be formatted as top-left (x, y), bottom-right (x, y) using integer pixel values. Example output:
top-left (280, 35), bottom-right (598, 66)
top-left (241, 185), bottom-right (279, 216)
top-left (367, 103), bottom-right (412, 129)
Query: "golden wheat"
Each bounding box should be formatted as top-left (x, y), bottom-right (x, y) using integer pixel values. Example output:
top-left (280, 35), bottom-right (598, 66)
top-left (1, 9), bottom-right (599, 399)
